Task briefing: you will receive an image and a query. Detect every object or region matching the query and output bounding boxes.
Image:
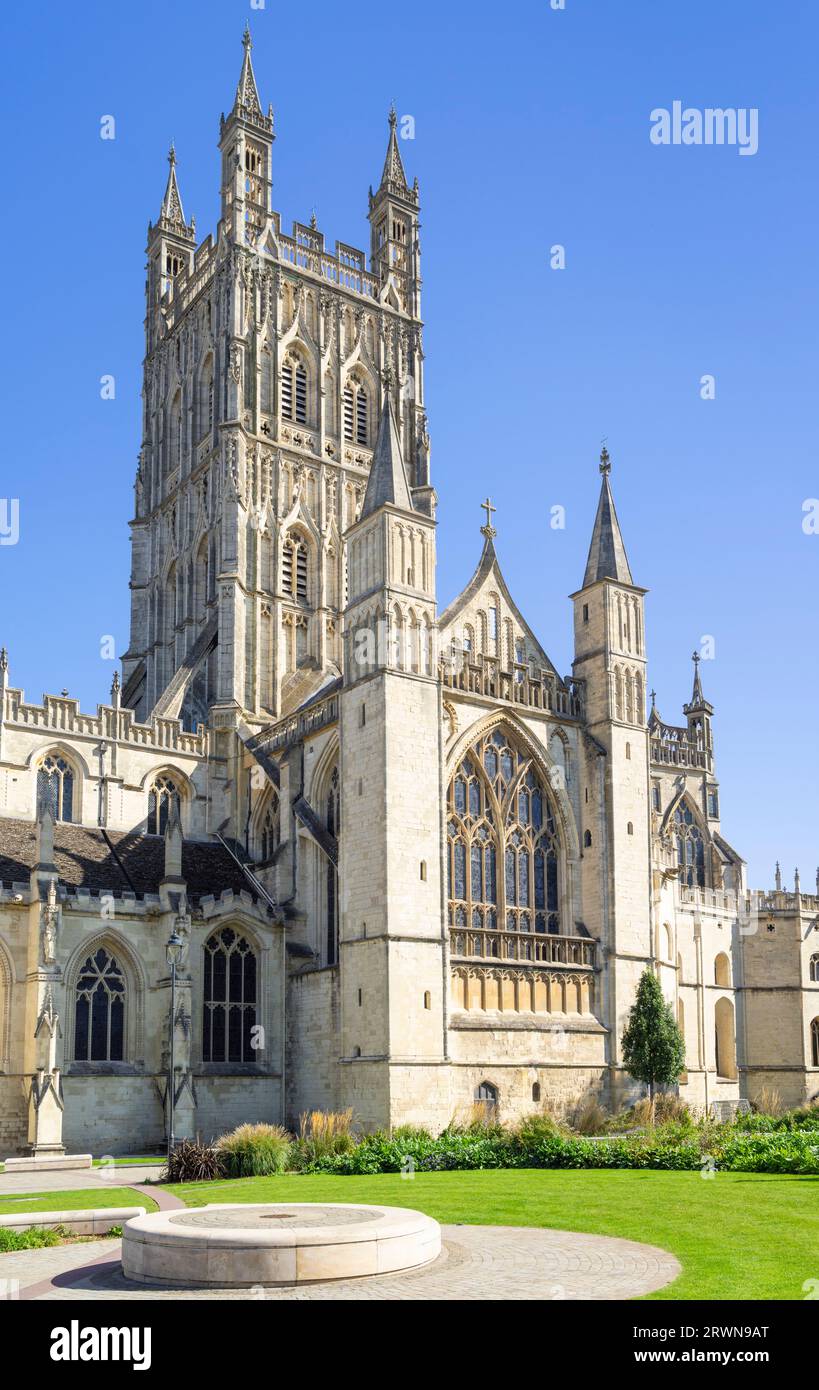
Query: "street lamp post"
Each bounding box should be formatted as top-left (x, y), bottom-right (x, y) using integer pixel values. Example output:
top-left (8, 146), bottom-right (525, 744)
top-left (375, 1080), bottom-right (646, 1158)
top-left (166, 925), bottom-right (184, 1167)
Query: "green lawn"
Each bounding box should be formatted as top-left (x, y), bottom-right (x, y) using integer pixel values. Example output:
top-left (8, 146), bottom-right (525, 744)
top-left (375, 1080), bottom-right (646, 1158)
top-left (165, 1168), bottom-right (817, 1300)
top-left (92, 1156), bottom-right (164, 1167)
top-left (0, 1187), bottom-right (158, 1217)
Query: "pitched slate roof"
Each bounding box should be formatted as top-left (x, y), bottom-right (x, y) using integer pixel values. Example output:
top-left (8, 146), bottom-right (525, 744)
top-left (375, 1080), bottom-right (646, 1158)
top-left (0, 817), bottom-right (250, 903)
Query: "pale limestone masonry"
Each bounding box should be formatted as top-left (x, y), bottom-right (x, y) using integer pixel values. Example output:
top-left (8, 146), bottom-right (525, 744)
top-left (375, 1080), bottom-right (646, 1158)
top-left (0, 32), bottom-right (815, 1155)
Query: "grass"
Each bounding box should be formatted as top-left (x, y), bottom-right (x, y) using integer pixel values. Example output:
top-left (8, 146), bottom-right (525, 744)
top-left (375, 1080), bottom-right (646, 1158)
top-left (0, 1187), bottom-right (158, 1216)
top-left (164, 1168), bottom-right (818, 1301)
top-left (92, 1156), bottom-right (164, 1167)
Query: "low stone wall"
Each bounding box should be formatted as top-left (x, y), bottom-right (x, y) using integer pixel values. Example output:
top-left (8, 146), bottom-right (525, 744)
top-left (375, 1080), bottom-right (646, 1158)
top-left (0, 1205), bottom-right (145, 1234)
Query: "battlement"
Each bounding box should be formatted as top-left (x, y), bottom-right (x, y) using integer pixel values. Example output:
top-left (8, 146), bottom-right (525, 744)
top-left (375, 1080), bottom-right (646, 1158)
top-left (1, 685), bottom-right (206, 759)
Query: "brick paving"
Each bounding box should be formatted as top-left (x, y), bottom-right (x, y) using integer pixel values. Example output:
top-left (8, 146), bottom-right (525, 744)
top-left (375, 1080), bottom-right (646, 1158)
top-left (3, 1225), bottom-right (680, 1301)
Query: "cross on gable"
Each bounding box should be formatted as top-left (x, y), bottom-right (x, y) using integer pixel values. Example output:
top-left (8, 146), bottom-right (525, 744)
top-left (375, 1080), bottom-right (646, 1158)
top-left (480, 496), bottom-right (497, 539)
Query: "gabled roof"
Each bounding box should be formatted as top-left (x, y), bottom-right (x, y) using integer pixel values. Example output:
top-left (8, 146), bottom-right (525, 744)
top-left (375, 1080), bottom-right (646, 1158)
top-left (583, 471), bottom-right (634, 587)
top-left (439, 534), bottom-right (561, 681)
top-left (360, 396), bottom-right (413, 518)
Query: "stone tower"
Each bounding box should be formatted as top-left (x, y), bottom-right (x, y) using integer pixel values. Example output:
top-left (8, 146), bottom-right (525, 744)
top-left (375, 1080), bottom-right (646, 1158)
top-left (121, 29), bottom-right (428, 733)
top-left (338, 395), bottom-right (448, 1130)
top-left (571, 450), bottom-right (653, 1104)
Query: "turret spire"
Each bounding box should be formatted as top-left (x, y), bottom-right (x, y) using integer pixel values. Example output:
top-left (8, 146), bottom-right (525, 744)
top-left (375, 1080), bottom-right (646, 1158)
top-left (157, 143), bottom-right (194, 237)
top-left (360, 396), bottom-right (414, 518)
top-left (690, 650), bottom-right (705, 706)
top-left (234, 24), bottom-right (264, 122)
top-left (582, 446), bottom-right (634, 587)
top-left (378, 104), bottom-right (410, 197)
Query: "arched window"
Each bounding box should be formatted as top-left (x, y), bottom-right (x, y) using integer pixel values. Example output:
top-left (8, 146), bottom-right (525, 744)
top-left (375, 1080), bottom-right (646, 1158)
top-left (325, 767), bottom-right (340, 965)
top-left (715, 952), bottom-right (731, 988)
top-left (281, 355), bottom-right (308, 424)
top-left (714, 997), bottom-right (737, 1079)
top-left (810, 954), bottom-right (819, 983)
top-left (203, 928), bottom-right (258, 1063)
top-left (583, 829), bottom-right (592, 849)
top-left (74, 947), bottom-right (125, 1061)
top-left (259, 792), bottom-right (280, 862)
top-left (147, 774), bottom-right (181, 836)
top-left (447, 726), bottom-right (561, 945)
top-left (37, 753), bottom-right (75, 823)
top-left (475, 1080), bottom-right (499, 1111)
top-left (282, 531), bottom-right (309, 602)
top-left (674, 802), bottom-right (705, 888)
top-left (169, 390), bottom-right (183, 472)
top-left (812, 1017), bottom-right (819, 1067)
top-left (343, 378), bottom-right (369, 445)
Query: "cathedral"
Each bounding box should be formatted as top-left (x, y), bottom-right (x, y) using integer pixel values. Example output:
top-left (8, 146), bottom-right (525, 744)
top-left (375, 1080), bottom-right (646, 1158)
top-left (0, 31), bottom-right (816, 1156)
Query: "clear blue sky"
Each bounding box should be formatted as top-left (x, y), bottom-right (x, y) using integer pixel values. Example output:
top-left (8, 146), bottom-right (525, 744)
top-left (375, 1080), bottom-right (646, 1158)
top-left (0, 0), bottom-right (816, 885)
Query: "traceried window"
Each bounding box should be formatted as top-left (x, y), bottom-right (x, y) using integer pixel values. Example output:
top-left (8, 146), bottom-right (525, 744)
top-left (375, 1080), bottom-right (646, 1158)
top-left (281, 357), bottom-right (307, 424)
top-left (74, 947), bottom-right (125, 1061)
top-left (810, 954), bottom-right (819, 984)
top-left (447, 727), bottom-right (561, 943)
top-left (259, 792), bottom-right (280, 862)
top-left (203, 928), bottom-right (258, 1064)
top-left (147, 775), bottom-right (181, 836)
top-left (325, 767), bottom-right (340, 965)
top-left (812, 1018), bottom-right (819, 1067)
top-left (37, 753), bottom-right (74, 823)
top-left (674, 802), bottom-right (705, 888)
top-left (343, 379), bottom-right (369, 445)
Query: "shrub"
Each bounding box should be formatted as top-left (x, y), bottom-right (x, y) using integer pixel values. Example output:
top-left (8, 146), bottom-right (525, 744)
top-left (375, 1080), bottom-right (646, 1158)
top-left (572, 1098), bottom-right (609, 1135)
top-left (752, 1085), bottom-right (784, 1117)
top-left (216, 1123), bottom-right (292, 1177)
top-left (654, 1094), bottom-right (692, 1126)
top-left (513, 1111), bottom-right (570, 1147)
top-left (0, 1225), bottom-right (61, 1251)
top-left (162, 1138), bottom-right (225, 1183)
top-left (291, 1109), bottom-right (356, 1170)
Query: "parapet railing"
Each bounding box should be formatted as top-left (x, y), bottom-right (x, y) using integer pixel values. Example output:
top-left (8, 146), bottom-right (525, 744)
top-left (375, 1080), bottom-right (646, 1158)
top-left (449, 928), bottom-right (596, 969)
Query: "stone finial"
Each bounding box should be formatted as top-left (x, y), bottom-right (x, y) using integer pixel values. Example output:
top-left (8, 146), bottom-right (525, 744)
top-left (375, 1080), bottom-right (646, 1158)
top-left (0, 646), bottom-right (7, 672)
top-left (599, 444), bottom-right (611, 476)
top-left (794, 867), bottom-right (801, 894)
top-left (163, 798), bottom-right (184, 881)
top-left (35, 795), bottom-right (57, 868)
top-left (775, 861), bottom-right (782, 891)
top-left (110, 670), bottom-right (121, 706)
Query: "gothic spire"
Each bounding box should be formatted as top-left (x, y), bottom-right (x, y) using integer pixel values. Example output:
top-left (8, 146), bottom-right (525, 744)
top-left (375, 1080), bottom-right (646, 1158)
top-left (582, 446), bottom-right (634, 587)
top-left (156, 144), bottom-right (195, 240)
top-left (360, 394), bottom-right (414, 518)
top-left (234, 24), bottom-right (264, 121)
top-left (690, 650), bottom-right (705, 706)
top-left (377, 104), bottom-right (410, 197)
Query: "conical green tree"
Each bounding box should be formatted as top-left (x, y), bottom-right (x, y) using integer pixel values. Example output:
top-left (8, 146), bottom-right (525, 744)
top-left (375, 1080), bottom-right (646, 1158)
top-left (621, 969), bottom-right (685, 1099)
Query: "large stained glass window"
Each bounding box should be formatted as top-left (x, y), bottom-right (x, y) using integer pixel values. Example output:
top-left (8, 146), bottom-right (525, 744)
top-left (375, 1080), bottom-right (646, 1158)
top-left (674, 802), bottom-right (705, 888)
top-left (447, 727), bottom-right (561, 939)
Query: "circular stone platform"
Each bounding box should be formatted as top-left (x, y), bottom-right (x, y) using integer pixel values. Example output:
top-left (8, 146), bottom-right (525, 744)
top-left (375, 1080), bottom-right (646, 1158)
top-left (121, 1203), bottom-right (441, 1287)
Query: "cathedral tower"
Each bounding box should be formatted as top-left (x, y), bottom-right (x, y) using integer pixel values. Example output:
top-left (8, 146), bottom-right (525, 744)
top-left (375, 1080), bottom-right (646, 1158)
top-left (337, 394), bottom-right (447, 1130)
top-left (122, 31), bottom-right (428, 734)
top-left (571, 449), bottom-right (653, 1103)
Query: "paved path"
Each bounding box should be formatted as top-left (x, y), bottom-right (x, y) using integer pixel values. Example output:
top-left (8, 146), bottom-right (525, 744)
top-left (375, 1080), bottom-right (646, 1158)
top-left (2, 1225), bottom-right (680, 1301)
top-left (0, 1165), bottom-right (164, 1196)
